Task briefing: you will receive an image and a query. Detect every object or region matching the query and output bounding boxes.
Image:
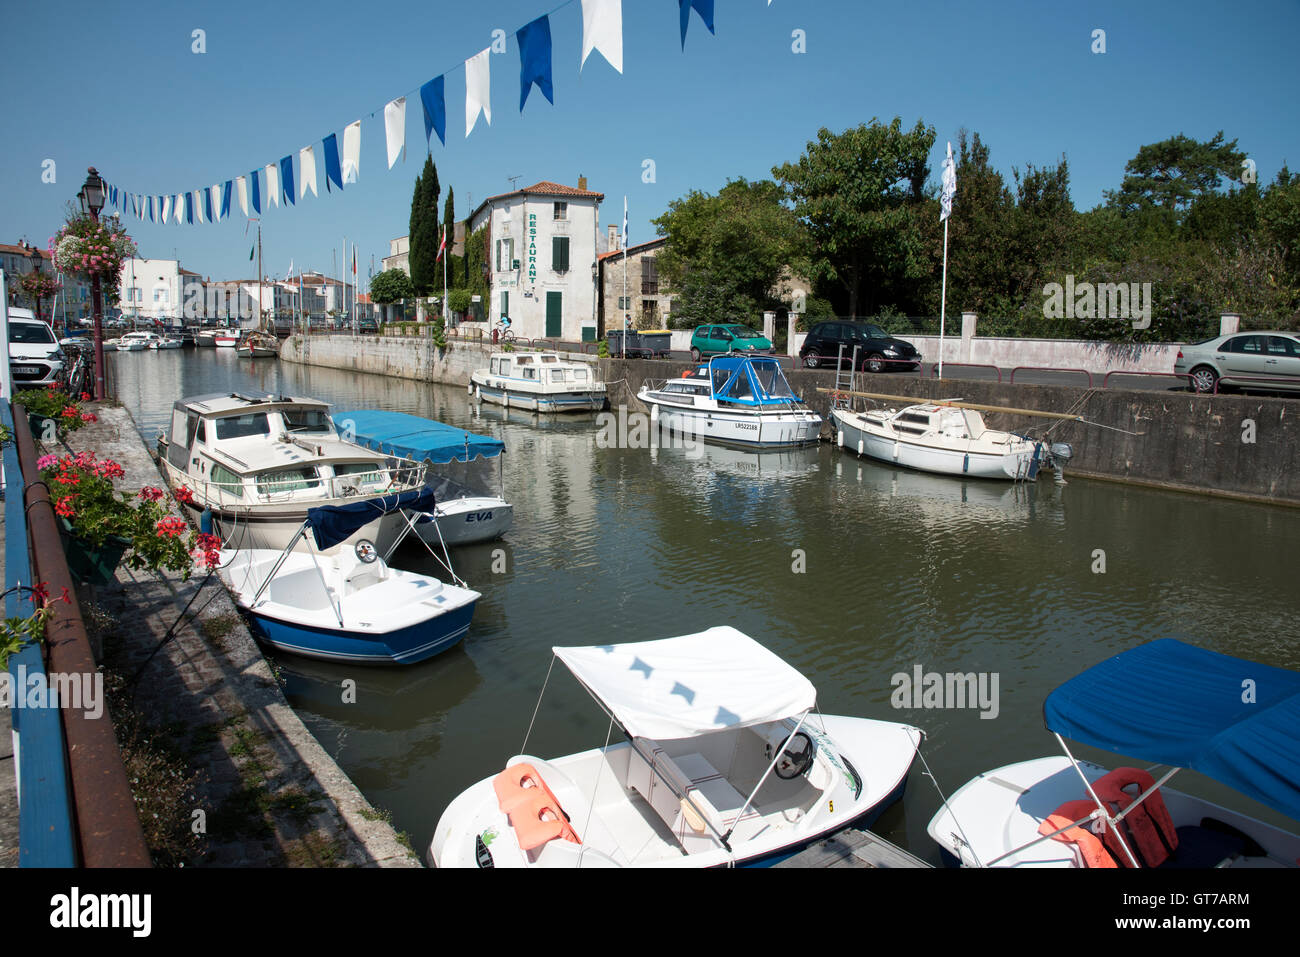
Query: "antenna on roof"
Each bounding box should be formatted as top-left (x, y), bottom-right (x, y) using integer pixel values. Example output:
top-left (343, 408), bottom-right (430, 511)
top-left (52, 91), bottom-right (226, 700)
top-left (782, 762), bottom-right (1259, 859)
top-left (507, 176), bottom-right (521, 191)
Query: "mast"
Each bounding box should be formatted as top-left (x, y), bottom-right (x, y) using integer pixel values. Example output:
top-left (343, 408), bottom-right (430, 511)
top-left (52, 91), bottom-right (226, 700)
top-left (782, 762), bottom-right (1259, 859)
top-left (256, 222), bottom-right (263, 332)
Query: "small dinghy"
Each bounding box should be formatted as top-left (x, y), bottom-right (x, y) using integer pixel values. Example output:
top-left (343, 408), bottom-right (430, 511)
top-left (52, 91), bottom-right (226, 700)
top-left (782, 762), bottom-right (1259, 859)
top-left (430, 626), bottom-right (923, 867)
top-left (928, 640), bottom-right (1300, 868)
top-left (218, 488), bottom-right (480, 665)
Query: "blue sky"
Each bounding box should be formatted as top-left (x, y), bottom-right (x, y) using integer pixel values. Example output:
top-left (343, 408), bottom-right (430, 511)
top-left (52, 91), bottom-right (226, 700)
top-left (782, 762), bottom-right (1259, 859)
top-left (2, 0), bottom-right (1297, 287)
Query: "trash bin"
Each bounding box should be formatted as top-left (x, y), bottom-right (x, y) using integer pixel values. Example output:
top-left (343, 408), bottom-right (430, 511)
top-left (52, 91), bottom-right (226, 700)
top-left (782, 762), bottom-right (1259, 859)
top-left (638, 330), bottom-right (672, 357)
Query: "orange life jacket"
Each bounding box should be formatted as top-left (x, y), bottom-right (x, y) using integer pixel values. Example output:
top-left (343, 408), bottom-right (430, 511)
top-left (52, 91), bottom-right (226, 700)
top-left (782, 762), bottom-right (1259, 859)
top-left (1094, 767), bottom-right (1179, 868)
top-left (1039, 800), bottom-right (1118, 868)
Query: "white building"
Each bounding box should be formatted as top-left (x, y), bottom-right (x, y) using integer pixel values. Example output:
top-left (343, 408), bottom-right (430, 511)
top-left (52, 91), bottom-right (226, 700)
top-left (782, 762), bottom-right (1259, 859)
top-left (118, 258), bottom-right (192, 322)
top-left (467, 179), bottom-right (603, 342)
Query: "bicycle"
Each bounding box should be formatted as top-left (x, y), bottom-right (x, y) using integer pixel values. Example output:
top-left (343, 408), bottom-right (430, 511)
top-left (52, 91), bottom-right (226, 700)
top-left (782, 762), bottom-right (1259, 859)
top-left (495, 318), bottom-right (517, 344)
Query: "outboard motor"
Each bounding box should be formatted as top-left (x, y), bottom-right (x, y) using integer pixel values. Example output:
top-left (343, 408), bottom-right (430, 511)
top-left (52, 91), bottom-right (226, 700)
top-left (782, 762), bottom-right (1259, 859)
top-left (1049, 442), bottom-right (1074, 485)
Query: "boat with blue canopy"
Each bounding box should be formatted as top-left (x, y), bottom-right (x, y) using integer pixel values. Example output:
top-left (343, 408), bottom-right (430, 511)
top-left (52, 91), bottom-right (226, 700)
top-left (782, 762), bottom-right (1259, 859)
top-left (637, 355), bottom-right (822, 449)
top-left (217, 487), bottom-right (481, 665)
top-left (928, 639), bottom-right (1300, 868)
top-left (335, 409), bottom-right (513, 546)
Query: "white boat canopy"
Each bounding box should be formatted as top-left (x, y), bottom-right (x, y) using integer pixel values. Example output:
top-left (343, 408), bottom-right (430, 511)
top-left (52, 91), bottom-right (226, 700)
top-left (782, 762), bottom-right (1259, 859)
top-left (553, 626), bottom-right (816, 740)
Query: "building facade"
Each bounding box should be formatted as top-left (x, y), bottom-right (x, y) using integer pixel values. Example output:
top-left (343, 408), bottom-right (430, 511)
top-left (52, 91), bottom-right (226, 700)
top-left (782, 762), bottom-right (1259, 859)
top-left (3, 241), bottom-right (91, 325)
top-left (467, 179), bottom-right (603, 341)
top-left (597, 237), bottom-right (673, 334)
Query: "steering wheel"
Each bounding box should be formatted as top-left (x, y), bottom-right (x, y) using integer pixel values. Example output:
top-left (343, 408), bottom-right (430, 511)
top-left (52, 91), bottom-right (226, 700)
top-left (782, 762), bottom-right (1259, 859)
top-left (773, 732), bottom-right (815, 780)
top-left (354, 539), bottom-right (378, 564)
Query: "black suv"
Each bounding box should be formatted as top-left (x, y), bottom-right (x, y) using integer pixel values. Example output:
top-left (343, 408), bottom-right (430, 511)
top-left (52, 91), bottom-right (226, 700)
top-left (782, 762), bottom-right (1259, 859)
top-left (800, 321), bottom-right (921, 373)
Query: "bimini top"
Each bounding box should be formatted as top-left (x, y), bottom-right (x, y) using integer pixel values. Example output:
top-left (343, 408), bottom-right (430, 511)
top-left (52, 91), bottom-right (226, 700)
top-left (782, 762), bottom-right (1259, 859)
top-left (306, 487), bottom-right (437, 550)
top-left (1044, 639), bottom-right (1300, 821)
top-left (704, 355), bottom-right (801, 407)
top-left (553, 626), bottom-right (816, 741)
top-left (335, 410), bottom-right (504, 464)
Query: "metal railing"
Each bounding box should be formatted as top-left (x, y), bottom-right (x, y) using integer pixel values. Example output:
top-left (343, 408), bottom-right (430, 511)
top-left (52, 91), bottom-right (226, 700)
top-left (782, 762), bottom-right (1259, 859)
top-left (1009, 366), bottom-right (1094, 387)
top-left (930, 362), bottom-right (1002, 383)
top-left (1102, 370), bottom-right (1195, 390)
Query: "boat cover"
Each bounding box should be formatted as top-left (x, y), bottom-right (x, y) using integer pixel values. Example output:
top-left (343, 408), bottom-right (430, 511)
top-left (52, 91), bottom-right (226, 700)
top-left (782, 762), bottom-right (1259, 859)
top-left (305, 487), bottom-right (437, 550)
top-left (1044, 639), bottom-right (1300, 820)
top-left (553, 626), bottom-right (816, 740)
top-left (335, 409), bottom-right (504, 464)
top-left (707, 356), bottom-right (799, 407)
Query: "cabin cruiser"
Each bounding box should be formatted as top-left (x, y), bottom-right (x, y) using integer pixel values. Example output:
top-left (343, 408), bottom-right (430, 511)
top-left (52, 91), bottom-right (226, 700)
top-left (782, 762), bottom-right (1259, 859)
top-left (928, 640), bottom-right (1300, 868)
top-left (158, 392), bottom-right (428, 553)
top-left (637, 355), bottom-right (822, 449)
top-left (430, 626), bottom-right (923, 868)
top-left (831, 400), bottom-right (1072, 481)
top-left (338, 409), bottom-right (512, 546)
top-left (470, 352), bottom-right (606, 413)
top-left (120, 330), bottom-right (181, 349)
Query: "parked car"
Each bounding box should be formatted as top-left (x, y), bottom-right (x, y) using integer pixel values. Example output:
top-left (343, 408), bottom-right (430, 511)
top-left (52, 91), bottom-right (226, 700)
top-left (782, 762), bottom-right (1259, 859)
top-left (7, 308), bottom-right (65, 389)
top-left (800, 321), bottom-right (922, 373)
top-left (357, 318), bottom-right (379, 334)
top-left (1174, 332), bottom-right (1300, 393)
top-left (689, 323), bottom-right (774, 361)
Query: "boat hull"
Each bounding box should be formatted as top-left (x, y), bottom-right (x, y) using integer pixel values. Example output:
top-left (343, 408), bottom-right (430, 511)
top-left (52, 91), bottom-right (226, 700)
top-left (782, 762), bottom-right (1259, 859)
top-left (832, 408), bottom-right (1040, 480)
top-left (473, 380), bottom-right (606, 413)
top-left (642, 394), bottom-right (822, 449)
top-left (417, 497), bottom-right (513, 546)
top-left (242, 599), bottom-right (476, 665)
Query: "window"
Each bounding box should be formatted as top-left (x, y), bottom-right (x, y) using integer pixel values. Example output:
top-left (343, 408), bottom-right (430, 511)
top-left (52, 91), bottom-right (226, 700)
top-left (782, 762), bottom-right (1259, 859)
top-left (214, 413), bottom-right (270, 440)
top-left (210, 463), bottom-right (244, 499)
top-left (1267, 336), bottom-right (1299, 357)
top-left (552, 236), bottom-right (570, 273)
top-left (501, 290), bottom-right (509, 320)
top-left (1228, 336), bottom-right (1264, 354)
top-left (8, 323), bottom-right (56, 344)
top-left (641, 256), bottom-right (658, 295)
top-left (496, 237), bottom-right (514, 271)
top-left (282, 408), bottom-right (332, 433)
top-left (256, 467), bottom-right (322, 495)
top-left (553, 202), bottom-right (567, 220)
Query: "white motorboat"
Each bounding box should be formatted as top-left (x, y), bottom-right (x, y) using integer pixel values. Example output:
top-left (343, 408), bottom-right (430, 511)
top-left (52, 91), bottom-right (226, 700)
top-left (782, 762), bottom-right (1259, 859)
top-left (470, 351), bottom-right (606, 413)
top-left (215, 331), bottom-right (240, 348)
top-left (158, 392), bottom-right (428, 554)
top-left (217, 491), bottom-right (480, 665)
top-left (110, 337), bottom-right (147, 352)
top-left (338, 409), bottom-right (513, 546)
top-left (430, 626), bottom-right (923, 868)
top-left (120, 330), bottom-right (178, 350)
top-left (830, 400), bottom-right (1072, 481)
top-left (928, 639), bottom-right (1300, 869)
top-left (637, 355), bottom-right (822, 449)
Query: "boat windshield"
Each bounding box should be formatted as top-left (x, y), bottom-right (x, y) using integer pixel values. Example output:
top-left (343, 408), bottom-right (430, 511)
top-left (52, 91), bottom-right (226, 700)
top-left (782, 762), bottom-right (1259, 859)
top-left (256, 467), bottom-right (322, 495)
top-left (215, 413), bottom-right (271, 440)
top-left (282, 408), bottom-right (334, 434)
top-left (750, 360), bottom-right (797, 399)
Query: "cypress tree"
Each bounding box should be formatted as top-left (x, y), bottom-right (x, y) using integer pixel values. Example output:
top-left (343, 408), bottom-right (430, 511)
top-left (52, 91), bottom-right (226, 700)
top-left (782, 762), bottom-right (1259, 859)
top-left (442, 187), bottom-right (456, 287)
top-left (409, 156), bottom-right (441, 296)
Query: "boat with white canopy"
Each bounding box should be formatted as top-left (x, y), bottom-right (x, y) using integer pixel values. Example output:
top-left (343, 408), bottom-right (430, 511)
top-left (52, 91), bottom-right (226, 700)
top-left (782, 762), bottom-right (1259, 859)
top-left (337, 409), bottom-right (512, 546)
top-left (470, 351), bottom-right (606, 413)
top-left (928, 640), bottom-right (1300, 868)
top-left (637, 355), bottom-right (822, 449)
top-left (218, 487), bottom-right (480, 665)
top-left (430, 626), bottom-right (923, 868)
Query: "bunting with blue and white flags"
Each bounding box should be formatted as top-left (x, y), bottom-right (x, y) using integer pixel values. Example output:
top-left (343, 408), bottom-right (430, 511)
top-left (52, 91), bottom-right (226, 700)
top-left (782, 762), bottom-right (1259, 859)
top-left (184, 192), bottom-right (195, 225)
top-left (236, 176), bottom-right (249, 217)
top-left (323, 134), bottom-right (343, 192)
top-left (299, 147), bottom-right (317, 199)
top-left (280, 155), bottom-right (296, 206)
top-left (221, 180), bottom-right (233, 220)
top-left (420, 75), bottom-right (447, 148)
top-left (940, 141), bottom-right (957, 222)
top-left (266, 163), bottom-right (280, 209)
top-left (465, 48), bottom-right (491, 137)
top-left (679, 0), bottom-right (714, 47)
top-left (384, 98), bottom-right (406, 168)
top-left (517, 15), bottom-right (554, 112)
top-left (250, 170), bottom-right (262, 214)
top-left (581, 0), bottom-right (623, 72)
top-left (342, 121), bottom-right (361, 184)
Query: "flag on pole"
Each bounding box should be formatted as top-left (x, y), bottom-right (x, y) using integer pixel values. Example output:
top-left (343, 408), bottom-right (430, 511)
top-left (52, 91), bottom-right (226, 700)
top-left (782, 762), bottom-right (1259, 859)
top-left (352, 247), bottom-right (357, 277)
top-left (940, 141), bottom-right (957, 222)
top-left (621, 196), bottom-right (628, 250)
top-left (249, 244), bottom-right (255, 261)
top-left (436, 227), bottom-right (447, 262)
top-left (285, 259), bottom-right (294, 282)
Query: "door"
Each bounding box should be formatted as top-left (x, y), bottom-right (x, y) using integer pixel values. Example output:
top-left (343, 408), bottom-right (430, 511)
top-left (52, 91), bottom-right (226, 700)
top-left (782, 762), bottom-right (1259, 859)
top-left (545, 291), bottom-right (562, 338)
top-left (1265, 336), bottom-right (1300, 389)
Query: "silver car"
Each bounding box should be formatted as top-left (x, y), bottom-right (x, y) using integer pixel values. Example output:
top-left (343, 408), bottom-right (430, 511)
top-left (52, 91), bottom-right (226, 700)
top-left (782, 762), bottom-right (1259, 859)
top-left (1173, 331), bottom-right (1300, 393)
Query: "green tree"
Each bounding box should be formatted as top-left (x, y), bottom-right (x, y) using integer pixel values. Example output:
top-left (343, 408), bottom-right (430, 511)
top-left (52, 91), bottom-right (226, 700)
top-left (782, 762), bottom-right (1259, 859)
top-left (409, 156), bottom-right (440, 297)
top-left (464, 225), bottom-right (490, 305)
top-left (442, 187), bottom-right (457, 288)
top-left (369, 268), bottom-right (413, 305)
top-left (774, 117), bottom-right (936, 318)
top-left (1105, 131), bottom-right (1247, 222)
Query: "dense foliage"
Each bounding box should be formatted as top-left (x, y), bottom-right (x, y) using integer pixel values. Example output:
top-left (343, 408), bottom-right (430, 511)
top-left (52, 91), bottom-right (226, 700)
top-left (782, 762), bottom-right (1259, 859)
top-left (369, 268), bottom-right (413, 304)
top-left (408, 156), bottom-right (440, 297)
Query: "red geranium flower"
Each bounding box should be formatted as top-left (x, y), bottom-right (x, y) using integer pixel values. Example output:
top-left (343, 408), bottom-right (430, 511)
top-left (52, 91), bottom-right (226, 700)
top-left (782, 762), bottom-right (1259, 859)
top-left (80, 412), bottom-right (97, 423)
top-left (174, 486), bottom-right (195, 505)
top-left (54, 495), bottom-right (77, 518)
top-left (155, 517), bottom-right (188, 538)
top-left (138, 486), bottom-right (164, 501)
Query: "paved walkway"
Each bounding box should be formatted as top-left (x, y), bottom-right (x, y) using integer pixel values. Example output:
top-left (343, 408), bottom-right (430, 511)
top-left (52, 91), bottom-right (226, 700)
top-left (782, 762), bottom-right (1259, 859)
top-left (54, 407), bottom-right (419, 867)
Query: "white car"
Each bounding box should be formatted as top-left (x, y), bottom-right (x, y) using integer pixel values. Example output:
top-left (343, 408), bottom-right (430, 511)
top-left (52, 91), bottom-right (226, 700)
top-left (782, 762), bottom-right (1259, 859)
top-left (7, 307), bottom-right (64, 388)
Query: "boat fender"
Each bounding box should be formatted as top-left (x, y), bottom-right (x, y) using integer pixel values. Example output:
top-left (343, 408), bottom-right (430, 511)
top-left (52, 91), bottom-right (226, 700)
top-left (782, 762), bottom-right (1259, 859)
top-left (200, 509), bottom-right (213, 535)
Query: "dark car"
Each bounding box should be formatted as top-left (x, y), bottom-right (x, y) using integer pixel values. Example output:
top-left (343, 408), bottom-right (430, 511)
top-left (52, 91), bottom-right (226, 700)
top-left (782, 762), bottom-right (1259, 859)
top-left (800, 321), bottom-right (922, 373)
top-left (357, 318), bottom-right (379, 335)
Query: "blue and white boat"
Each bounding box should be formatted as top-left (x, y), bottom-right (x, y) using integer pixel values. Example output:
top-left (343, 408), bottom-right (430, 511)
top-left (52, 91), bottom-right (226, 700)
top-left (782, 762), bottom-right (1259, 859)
top-left (430, 627), bottom-right (922, 867)
top-left (928, 640), bottom-right (1300, 868)
top-left (637, 355), bottom-right (822, 449)
top-left (217, 488), bottom-right (480, 665)
top-left (470, 351), bottom-right (606, 413)
top-left (336, 409), bottom-right (513, 546)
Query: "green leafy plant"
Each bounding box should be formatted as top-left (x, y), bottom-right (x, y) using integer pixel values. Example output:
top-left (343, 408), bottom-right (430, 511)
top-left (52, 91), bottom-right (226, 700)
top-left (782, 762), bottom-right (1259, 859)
top-left (50, 212), bottom-right (138, 308)
top-left (1, 583), bottom-right (70, 669)
top-left (21, 388), bottom-right (97, 439)
top-left (38, 450), bottom-right (221, 579)
top-left (597, 339), bottom-right (610, 358)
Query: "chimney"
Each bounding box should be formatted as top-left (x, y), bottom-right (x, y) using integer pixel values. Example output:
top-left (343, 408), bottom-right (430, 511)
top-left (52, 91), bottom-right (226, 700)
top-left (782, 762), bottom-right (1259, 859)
top-left (608, 225), bottom-right (618, 251)
top-left (578, 174), bottom-right (587, 191)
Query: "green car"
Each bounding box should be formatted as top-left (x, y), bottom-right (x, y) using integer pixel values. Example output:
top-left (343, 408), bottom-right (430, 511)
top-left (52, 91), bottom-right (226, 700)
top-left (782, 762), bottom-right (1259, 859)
top-left (689, 324), bottom-right (774, 361)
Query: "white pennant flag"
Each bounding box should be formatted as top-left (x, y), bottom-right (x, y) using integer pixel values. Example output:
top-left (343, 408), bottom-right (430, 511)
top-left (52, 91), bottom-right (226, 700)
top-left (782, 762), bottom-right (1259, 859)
top-left (465, 48), bottom-right (491, 137)
top-left (162, 194), bottom-right (173, 223)
top-left (174, 193), bottom-right (184, 224)
top-left (384, 97), bottom-right (406, 169)
top-left (343, 120), bottom-right (361, 183)
top-left (940, 141), bottom-right (957, 222)
top-left (299, 145), bottom-right (318, 198)
top-left (195, 189), bottom-right (207, 223)
top-left (581, 0), bottom-right (623, 73)
top-left (236, 175), bottom-right (249, 217)
top-left (265, 163), bottom-right (280, 208)
top-left (212, 183), bottom-right (223, 222)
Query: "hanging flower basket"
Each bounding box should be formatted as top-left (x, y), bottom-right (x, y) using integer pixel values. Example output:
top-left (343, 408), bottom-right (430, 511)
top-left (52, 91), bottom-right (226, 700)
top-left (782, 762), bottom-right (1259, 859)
top-left (58, 517), bottom-right (132, 586)
top-left (49, 213), bottom-right (137, 306)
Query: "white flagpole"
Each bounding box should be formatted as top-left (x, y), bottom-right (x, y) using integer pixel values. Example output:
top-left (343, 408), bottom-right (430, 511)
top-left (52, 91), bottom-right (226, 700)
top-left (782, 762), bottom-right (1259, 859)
top-left (938, 141), bottom-right (957, 381)
top-left (939, 218), bottom-right (948, 380)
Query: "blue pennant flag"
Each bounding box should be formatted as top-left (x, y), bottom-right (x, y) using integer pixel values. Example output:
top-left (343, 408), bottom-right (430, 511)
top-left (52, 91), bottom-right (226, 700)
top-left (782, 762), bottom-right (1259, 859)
top-left (280, 155), bottom-right (295, 206)
top-left (250, 169), bottom-right (262, 214)
top-left (679, 0), bottom-right (715, 48)
top-left (184, 191), bottom-right (194, 224)
top-left (147, 195), bottom-right (155, 222)
top-left (516, 15), bottom-right (554, 112)
top-left (420, 75), bottom-right (446, 147)
top-left (109, 185), bottom-right (117, 208)
top-left (221, 180), bottom-right (232, 220)
top-left (202, 187), bottom-right (213, 223)
top-left (323, 134), bottom-right (344, 192)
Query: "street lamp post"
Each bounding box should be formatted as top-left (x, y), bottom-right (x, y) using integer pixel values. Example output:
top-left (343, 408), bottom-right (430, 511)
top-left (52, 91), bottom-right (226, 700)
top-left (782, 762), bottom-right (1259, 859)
top-left (78, 167), bottom-right (107, 400)
top-left (24, 242), bottom-right (44, 326)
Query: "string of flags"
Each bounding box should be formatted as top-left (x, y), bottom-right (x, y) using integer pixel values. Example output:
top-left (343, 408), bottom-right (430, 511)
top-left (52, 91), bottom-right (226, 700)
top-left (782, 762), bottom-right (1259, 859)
top-left (101, 0), bottom-right (721, 227)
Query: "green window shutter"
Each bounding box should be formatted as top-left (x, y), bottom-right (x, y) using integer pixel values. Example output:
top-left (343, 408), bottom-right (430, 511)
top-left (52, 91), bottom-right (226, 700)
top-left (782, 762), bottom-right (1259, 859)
top-left (501, 290), bottom-right (509, 319)
top-left (552, 236), bottom-right (569, 273)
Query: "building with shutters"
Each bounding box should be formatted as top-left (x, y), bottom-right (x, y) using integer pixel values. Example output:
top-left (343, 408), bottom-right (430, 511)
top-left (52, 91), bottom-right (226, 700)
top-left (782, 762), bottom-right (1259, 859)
top-left (467, 179), bottom-right (603, 342)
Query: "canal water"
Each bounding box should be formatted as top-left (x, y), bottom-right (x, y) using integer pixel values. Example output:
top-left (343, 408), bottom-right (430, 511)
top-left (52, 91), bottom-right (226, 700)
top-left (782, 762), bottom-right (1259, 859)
top-left (111, 348), bottom-right (1300, 862)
